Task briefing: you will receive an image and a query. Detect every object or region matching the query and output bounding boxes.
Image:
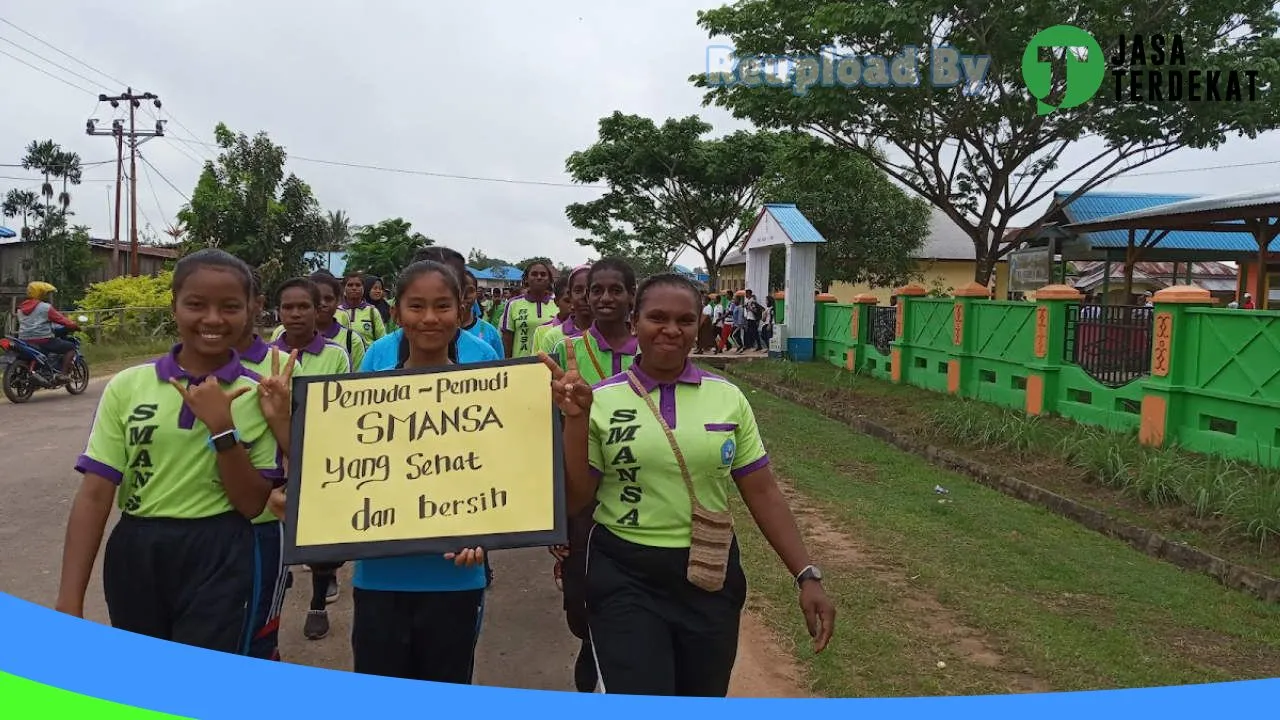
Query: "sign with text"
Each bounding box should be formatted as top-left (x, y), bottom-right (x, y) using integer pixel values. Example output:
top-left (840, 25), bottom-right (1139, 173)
top-left (282, 356), bottom-right (565, 565)
top-left (1008, 245), bottom-right (1053, 291)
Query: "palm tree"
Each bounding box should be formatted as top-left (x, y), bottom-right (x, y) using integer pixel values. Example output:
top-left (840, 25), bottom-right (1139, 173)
top-left (324, 210), bottom-right (352, 251)
top-left (20, 140), bottom-right (83, 233)
top-left (1, 189), bottom-right (41, 238)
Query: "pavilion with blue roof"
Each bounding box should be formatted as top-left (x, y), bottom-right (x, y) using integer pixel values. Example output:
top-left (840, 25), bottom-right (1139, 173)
top-left (1042, 189), bottom-right (1280, 309)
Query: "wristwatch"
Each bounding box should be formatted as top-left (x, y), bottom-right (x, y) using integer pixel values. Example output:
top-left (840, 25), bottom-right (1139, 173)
top-left (795, 565), bottom-right (823, 588)
top-left (208, 428), bottom-right (241, 453)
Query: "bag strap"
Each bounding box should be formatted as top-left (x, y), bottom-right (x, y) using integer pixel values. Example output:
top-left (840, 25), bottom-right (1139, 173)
top-left (624, 369), bottom-right (702, 510)
top-left (580, 335), bottom-right (606, 381)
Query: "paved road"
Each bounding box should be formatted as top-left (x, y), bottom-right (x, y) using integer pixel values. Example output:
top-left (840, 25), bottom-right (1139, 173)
top-left (0, 375), bottom-right (800, 696)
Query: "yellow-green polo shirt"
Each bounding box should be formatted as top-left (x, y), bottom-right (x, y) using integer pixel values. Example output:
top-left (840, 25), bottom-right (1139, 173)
top-left (337, 302), bottom-right (386, 346)
top-left (271, 332), bottom-right (351, 375)
top-left (500, 293), bottom-right (555, 357)
top-left (239, 335), bottom-right (304, 525)
top-left (587, 361), bottom-right (769, 548)
top-left (553, 324), bottom-right (638, 387)
top-left (273, 322), bottom-right (365, 372)
top-left (74, 347), bottom-right (284, 519)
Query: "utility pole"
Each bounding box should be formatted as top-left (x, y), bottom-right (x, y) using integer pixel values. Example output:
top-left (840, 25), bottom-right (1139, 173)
top-left (87, 88), bottom-right (164, 276)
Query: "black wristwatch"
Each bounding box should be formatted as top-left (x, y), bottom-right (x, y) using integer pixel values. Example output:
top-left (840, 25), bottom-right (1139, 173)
top-left (795, 565), bottom-right (823, 588)
top-left (209, 428), bottom-right (241, 453)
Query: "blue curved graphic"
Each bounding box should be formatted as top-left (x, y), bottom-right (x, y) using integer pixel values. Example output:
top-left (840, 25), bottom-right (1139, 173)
top-left (1, 591), bottom-right (1276, 718)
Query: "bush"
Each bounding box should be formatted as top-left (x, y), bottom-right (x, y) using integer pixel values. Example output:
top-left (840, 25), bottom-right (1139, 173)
top-left (77, 272), bottom-right (174, 343)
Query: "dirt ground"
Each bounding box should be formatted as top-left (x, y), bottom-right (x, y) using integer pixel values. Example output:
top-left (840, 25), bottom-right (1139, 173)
top-left (0, 375), bottom-right (809, 697)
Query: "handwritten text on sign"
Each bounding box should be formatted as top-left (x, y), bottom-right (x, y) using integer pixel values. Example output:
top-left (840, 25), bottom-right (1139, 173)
top-left (292, 361), bottom-right (555, 548)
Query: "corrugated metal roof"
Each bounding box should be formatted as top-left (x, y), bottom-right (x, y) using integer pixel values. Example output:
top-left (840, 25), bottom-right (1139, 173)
top-left (468, 264), bottom-right (523, 281)
top-left (763, 203), bottom-right (826, 244)
top-left (919, 209), bottom-right (978, 260)
top-left (1056, 190), bottom-right (1268, 252)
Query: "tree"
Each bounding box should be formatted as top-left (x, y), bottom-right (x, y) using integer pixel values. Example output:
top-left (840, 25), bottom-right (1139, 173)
top-left (1, 189), bottom-right (41, 237)
top-left (322, 210), bottom-right (353, 251)
top-left (758, 135), bottom-right (931, 291)
top-left (177, 122), bottom-right (327, 292)
top-left (694, 0), bottom-right (1280, 284)
top-left (21, 140), bottom-right (82, 225)
top-left (515, 256), bottom-right (556, 274)
top-left (344, 218), bottom-right (433, 281)
top-left (565, 112), bottom-right (781, 287)
top-left (27, 218), bottom-right (99, 303)
top-left (467, 249), bottom-right (511, 271)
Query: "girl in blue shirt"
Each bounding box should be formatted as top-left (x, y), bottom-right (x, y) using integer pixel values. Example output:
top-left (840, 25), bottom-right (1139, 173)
top-left (351, 260), bottom-right (488, 683)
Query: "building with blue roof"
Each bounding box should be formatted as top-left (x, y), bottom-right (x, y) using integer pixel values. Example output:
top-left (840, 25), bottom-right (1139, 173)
top-left (467, 264), bottom-right (524, 290)
top-left (1048, 191), bottom-right (1262, 256)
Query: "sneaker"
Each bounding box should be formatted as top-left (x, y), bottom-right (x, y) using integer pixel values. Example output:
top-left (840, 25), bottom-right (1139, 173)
top-left (325, 576), bottom-right (340, 605)
top-left (304, 610), bottom-right (329, 640)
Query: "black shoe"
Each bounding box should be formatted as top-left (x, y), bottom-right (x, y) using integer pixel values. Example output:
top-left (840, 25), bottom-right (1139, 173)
top-left (325, 576), bottom-right (340, 605)
top-left (304, 609), bottom-right (329, 640)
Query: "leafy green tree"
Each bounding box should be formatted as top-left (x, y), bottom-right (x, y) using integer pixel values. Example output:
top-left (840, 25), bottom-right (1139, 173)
top-left (28, 219), bottom-right (100, 303)
top-left (322, 210), bottom-right (353, 251)
top-left (344, 218), bottom-right (433, 282)
top-left (758, 135), bottom-right (931, 292)
top-left (467, 249), bottom-right (512, 271)
top-left (177, 123), bottom-right (327, 292)
top-left (694, 0), bottom-right (1280, 284)
top-left (2, 189), bottom-right (41, 237)
top-left (565, 112), bottom-right (781, 286)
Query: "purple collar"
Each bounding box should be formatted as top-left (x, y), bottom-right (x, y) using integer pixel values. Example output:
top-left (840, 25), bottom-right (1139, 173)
top-left (274, 331), bottom-right (328, 356)
top-left (589, 324), bottom-right (638, 356)
top-left (561, 316), bottom-right (581, 336)
top-left (627, 358), bottom-right (704, 394)
top-left (320, 321), bottom-right (341, 339)
top-left (339, 301), bottom-right (368, 311)
top-left (154, 345), bottom-right (244, 384)
top-left (240, 335), bottom-right (271, 365)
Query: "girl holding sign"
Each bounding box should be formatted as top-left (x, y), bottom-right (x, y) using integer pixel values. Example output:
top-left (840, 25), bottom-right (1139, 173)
top-left (543, 273), bottom-right (836, 697)
top-left (57, 249), bottom-right (292, 654)
top-left (350, 259), bottom-right (488, 683)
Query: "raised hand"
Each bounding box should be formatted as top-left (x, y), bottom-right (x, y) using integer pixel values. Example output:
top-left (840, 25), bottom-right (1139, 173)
top-left (538, 350), bottom-right (592, 417)
top-left (257, 348), bottom-right (298, 423)
top-left (169, 376), bottom-right (251, 435)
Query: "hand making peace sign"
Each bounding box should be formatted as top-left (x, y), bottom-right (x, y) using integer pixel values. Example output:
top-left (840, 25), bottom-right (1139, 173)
top-left (538, 350), bottom-right (592, 417)
top-left (257, 348), bottom-right (299, 423)
top-left (169, 375), bottom-right (252, 435)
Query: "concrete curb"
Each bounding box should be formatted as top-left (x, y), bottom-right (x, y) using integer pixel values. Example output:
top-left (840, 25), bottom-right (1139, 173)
top-left (719, 365), bottom-right (1280, 605)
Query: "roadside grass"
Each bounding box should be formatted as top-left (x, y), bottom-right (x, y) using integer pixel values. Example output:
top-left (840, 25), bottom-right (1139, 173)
top-left (81, 339), bottom-right (173, 377)
top-left (728, 360), bottom-right (1280, 579)
top-left (725, 376), bottom-right (1280, 698)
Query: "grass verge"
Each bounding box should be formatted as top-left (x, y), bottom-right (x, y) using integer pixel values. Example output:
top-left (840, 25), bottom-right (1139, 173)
top-left (723, 373), bottom-right (1280, 697)
top-left (81, 339), bottom-right (174, 377)
top-left (726, 360), bottom-right (1280, 579)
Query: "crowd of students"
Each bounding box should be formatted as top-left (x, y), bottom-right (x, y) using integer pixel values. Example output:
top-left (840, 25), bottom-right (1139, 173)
top-left (55, 245), bottom-right (835, 697)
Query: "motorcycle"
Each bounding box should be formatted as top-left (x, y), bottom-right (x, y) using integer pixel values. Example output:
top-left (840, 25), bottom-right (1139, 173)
top-left (1, 318), bottom-right (91, 403)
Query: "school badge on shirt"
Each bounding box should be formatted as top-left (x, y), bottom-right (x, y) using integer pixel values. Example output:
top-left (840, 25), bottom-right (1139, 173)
top-left (720, 438), bottom-right (736, 467)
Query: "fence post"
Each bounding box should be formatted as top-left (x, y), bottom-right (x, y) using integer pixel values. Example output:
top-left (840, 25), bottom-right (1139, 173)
top-left (1026, 284), bottom-right (1081, 416)
top-left (891, 283), bottom-right (927, 383)
top-left (949, 282), bottom-right (991, 396)
top-left (1139, 285), bottom-right (1213, 448)
top-left (847, 293), bottom-right (878, 372)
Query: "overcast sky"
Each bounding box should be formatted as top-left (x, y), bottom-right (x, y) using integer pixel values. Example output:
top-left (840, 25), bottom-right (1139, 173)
top-left (2, 1), bottom-right (1278, 269)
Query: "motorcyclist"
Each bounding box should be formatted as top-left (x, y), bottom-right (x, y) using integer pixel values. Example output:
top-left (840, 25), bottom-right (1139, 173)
top-left (17, 281), bottom-right (80, 380)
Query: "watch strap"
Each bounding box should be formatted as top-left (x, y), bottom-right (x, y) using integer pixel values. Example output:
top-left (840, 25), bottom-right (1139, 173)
top-left (208, 428), bottom-right (241, 452)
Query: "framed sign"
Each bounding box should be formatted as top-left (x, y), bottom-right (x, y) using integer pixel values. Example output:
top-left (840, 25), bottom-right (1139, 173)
top-left (1008, 246), bottom-right (1053, 292)
top-left (281, 356), bottom-right (566, 566)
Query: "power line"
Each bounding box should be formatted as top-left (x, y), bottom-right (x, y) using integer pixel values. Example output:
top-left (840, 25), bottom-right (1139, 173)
top-left (0, 160), bottom-right (115, 169)
top-left (0, 46), bottom-right (95, 94)
top-left (138, 150), bottom-right (175, 220)
top-left (138, 152), bottom-right (190, 202)
top-left (0, 15), bottom-right (127, 87)
top-left (0, 34), bottom-right (111, 92)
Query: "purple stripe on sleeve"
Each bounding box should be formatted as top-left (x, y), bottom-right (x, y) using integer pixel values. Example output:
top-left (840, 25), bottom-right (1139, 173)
top-left (588, 465), bottom-right (604, 480)
top-left (731, 454), bottom-right (770, 480)
top-left (704, 423), bottom-right (738, 431)
top-left (75, 455), bottom-right (123, 485)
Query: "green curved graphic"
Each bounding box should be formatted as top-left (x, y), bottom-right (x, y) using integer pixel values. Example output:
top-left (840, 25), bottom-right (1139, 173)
top-left (1021, 24), bottom-right (1106, 115)
top-left (0, 672), bottom-right (189, 719)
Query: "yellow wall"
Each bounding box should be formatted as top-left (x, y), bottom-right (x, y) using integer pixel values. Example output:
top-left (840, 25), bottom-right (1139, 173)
top-left (829, 260), bottom-right (1008, 303)
top-left (718, 263), bottom-right (746, 292)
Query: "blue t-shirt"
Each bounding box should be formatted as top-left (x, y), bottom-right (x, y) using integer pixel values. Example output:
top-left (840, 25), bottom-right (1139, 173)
top-left (464, 317), bottom-right (505, 359)
top-left (352, 328), bottom-right (496, 593)
top-left (360, 327), bottom-right (499, 374)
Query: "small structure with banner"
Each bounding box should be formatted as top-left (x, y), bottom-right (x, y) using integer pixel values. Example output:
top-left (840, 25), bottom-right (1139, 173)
top-left (1007, 245), bottom-right (1053, 293)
